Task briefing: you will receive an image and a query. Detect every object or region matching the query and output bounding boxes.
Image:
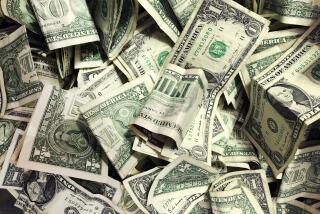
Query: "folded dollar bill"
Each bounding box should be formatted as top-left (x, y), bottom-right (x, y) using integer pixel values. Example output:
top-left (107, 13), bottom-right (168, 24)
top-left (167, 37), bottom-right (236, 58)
top-left (130, 63), bottom-right (208, 147)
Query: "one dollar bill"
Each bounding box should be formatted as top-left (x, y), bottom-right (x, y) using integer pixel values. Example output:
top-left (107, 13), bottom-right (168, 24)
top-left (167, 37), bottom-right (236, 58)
top-left (18, 85), bottom-right (109, 183)
top-left (243, 20), bottom-right (320, 176)
top-left (165, 0), bottom-right (269, 160)
top-left (15, 172), bottom-right (124, 214)
top-left (80, 74), bottom-right (155, 179)
top-left (0, 25), bottom-right (43, 112)
top-left (30, 0), bottom-right (100, 50)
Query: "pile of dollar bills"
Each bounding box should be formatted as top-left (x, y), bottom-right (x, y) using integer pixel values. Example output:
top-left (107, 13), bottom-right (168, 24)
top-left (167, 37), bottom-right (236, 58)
top-left (0, 0), bottom-right (319, 213)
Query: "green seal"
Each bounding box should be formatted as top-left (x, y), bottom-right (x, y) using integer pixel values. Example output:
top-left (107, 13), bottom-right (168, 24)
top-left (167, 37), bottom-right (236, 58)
top-left (208, 41), bottom-right (227, 58)
top-left (157, 51), bottom-right (169, 66)
top-left (311, 64), bottom-right (320, 81)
